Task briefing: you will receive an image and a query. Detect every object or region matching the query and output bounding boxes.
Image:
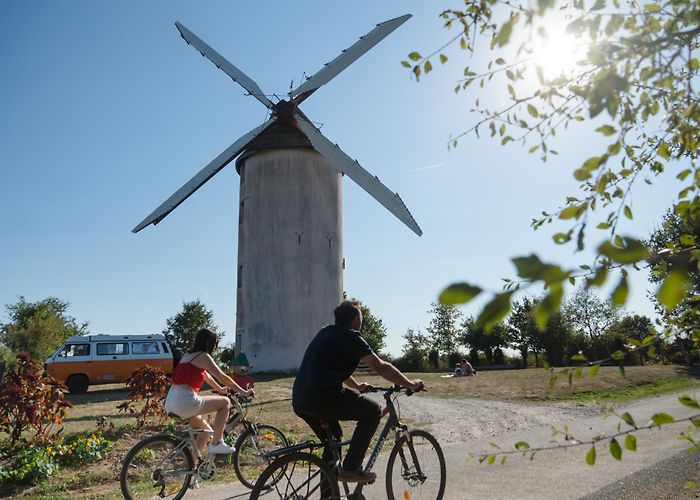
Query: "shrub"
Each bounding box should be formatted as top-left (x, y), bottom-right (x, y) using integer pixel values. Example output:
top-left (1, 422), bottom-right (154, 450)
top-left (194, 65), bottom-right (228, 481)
top-left (55, 433), bottom-right (112, 466)
top-left (117, 365), bottom-right (169, 427)
top-left (0, 352), bottom-right (72, 446)
top-left (0, 443), bottom-right (57, 485)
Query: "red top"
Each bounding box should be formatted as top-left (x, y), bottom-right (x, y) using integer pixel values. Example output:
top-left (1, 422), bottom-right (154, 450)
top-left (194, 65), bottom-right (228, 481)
top-left (171, 362), bottom-right (206, 391)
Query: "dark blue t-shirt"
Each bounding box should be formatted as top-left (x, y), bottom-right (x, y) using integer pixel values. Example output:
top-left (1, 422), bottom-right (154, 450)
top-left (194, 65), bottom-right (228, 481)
top-left (293, 324), bottom-right (373, 403)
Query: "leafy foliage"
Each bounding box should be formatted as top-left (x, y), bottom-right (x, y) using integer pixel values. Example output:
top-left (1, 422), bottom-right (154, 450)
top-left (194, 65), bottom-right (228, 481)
top-left (0, 433), bottom-right (112, 487)
top-left (0, 297), bottom-right (88, 364)
top-left (351, 297), bottom-right (388, 353)
top-left (427, 303), bottom-right (463, 356)
top-left (0, 353), bottom-right (72, 447)
top-left (408, 0), bottom-right (700, 344)
top-left (116, 365), bottom-right (168, 428)
top-left (162, 299), bottom-right (221, 353)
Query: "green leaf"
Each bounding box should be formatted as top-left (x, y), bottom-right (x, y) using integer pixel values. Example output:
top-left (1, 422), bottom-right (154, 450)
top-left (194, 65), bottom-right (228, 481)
top-left (587, 266), bottom-right (608, 288)
top-left (439, 54), bottom-right (448, 64)
top-left (495, 58), bottom-right (506, 65)
top-left (610, 438), bottom-right (622, 460)
top-left (527, 103), bottom-right (538, 118)
top-left (657, 270), bottom-right (692, 311)
top-left (549, 375), bottom-right (558, 388)
top-left (597, 237), bottom-right (649, 264)
top-left (439, 283), bottom-right (482, 305)
top-left (535, 284), bottom-right (564, 330)
top-left (589, 364), bottom-right (600, 378)
top-left (643, 3), bottom-right (661, 12)
top-left (596, 125), bottom-right (616, 136)
top-left (621, 412), bottom-right (635, 427)
top-left (497, 16), bottom-right (516, 47)
top-left (611, 350), bottom-right (625, 361)
top-left (586, 446), bottom-right (596, 465)
top-left (515, 441), bottom-right (530, 450)
top-left (460, 37), bottom-right (467, 50)
top-left (658, 141), bottom-right (670, 159)
top-left (424, 60), bottom-right (433, 74)
top-left (408, 51), bottom-right (421, 61)
top-left (651, 413), bottom-right (674, 426)
top-left (487, 454), bottom-right (496, 465)
top-left (623, 205), bottom-right (633, 220)
top-left (679, 395), bottom-right (700, 410)
top-left (611, 275), bottom-right (629, 306)
top-left (475, 292), bottom-right (514, 332)
top-left (401, 60), bottom-right (411, 68)
top-left (624, 434), bottom-right (637, 452)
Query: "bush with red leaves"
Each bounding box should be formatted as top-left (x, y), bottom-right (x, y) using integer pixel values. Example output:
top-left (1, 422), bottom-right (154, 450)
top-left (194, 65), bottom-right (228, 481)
top-left (0, 352), bottom-right (72, 447)
top-left (117, 365), bottom-right (168, 428)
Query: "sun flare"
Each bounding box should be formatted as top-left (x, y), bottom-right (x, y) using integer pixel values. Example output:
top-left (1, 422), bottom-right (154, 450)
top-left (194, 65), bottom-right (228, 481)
top-left (531, 26), bottom-right (586, 81)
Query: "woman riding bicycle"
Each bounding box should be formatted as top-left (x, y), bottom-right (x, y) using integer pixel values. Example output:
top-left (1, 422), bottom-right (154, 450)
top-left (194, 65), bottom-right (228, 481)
top-left (165, 328), bottom-right (255, 455)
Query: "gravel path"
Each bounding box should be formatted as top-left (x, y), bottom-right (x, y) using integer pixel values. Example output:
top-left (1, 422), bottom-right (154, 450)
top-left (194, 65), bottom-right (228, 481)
top-left (373, 393), bottom-right (602, 444)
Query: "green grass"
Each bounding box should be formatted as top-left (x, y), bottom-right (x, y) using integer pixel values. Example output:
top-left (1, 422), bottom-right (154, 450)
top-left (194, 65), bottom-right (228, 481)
top-left (570, 376), bottom-right (700, 403)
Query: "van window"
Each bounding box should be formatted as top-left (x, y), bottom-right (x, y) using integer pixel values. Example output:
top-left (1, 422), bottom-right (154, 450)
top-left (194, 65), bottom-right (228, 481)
top-left (161, 342), bottom-right (170, 354)
top-left (97, 343), bottom-right (129, 356)
top-left (133, 342), bottom-right (159, 355)
top-left (58, 344), bottom-right (90, 357)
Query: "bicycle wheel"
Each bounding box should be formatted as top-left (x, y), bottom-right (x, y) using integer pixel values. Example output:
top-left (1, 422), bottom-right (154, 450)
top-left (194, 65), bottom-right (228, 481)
top-left (385, 429), bottom-right (446, 500)
top-left (233, 423), bottom-right (288, 489)
top-left (120, 434), bottom-right (195, 500)
top-left (249, 451), bottom-right (340, 500)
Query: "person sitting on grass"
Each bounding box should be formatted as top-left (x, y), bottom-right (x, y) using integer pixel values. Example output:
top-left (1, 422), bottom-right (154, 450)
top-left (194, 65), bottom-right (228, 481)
top-left (165, 328), bottom-right (255, 455)
top-left (454, 363), bottom-right (464, 376)
top-left (461, 358), bottom-right (477, 376)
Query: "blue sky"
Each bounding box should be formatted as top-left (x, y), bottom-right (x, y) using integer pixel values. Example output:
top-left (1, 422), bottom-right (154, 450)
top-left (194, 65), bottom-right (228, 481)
top-left (0, 1), bottom-right (680, 356)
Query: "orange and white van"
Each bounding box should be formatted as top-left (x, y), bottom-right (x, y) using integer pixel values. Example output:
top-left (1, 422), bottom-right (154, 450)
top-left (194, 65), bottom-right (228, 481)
top-left (45, 334), bottom-right (174, 394)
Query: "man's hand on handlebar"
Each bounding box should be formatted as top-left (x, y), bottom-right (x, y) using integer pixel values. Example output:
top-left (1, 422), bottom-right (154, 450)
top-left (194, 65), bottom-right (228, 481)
top-left (409, 379), bottom-right (424, 392)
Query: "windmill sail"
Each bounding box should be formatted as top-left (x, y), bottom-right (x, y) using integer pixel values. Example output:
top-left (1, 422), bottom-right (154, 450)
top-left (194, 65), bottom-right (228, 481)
top-left (132, 118), bottom-right (276, 233)
top-left (175, 22), bottom-right (275, 110)
top-left (289, 14), bottom-right (412, 105)
top-left (295, 115), bottom-right (422, 236)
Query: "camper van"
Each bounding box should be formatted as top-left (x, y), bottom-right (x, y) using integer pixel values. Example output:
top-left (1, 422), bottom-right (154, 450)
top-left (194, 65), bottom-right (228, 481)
top-left (45, 334), bottom-right (174, 394)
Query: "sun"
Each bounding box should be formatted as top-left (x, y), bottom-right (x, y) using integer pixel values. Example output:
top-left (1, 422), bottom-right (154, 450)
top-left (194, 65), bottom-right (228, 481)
top-left (530, 23), bottom-right (586, 82)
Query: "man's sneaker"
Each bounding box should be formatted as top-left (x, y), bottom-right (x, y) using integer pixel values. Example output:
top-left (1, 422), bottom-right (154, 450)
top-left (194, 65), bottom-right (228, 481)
top-left (338, 468), bottom-right (376, 483)
top-left (207, 441), bottom-right (236, 455)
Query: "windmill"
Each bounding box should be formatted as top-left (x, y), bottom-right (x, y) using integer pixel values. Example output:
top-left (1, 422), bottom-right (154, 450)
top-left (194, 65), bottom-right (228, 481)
top-left (133, 14), bottom-right (422, 371)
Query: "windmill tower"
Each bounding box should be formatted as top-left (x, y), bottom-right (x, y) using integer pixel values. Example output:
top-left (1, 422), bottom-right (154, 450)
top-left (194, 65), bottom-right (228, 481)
top-left (133, 15), bottom-right (422, 371)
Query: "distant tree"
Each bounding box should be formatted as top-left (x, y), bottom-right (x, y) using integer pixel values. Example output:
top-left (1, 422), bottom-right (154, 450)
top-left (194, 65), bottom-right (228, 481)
top-left (539, 311), bottom-right (575, 367)
top-left (162, 300), bottom-right (221, 353)
top-left (563, 287), bottom-right (619, 343)
top-left (0, 297), bottom-right (88, 364)
top-left (606, 314), bottom-right (656, 364)
top-left (396, 327), bottom-right (429, 371)
top-left (508, 297), bottom-right (541, 368)
top-left (426, 303), bottom-right (462, 358)
top-left (217, 343), bottom-right (237, 368)
top-left (351, 298), bottom-right (387, 354)
top-left (462, 316), bottom-right (509, 365)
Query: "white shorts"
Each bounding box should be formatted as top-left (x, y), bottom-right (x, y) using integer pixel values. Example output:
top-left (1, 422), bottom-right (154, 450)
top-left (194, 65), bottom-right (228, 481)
top-left (165, 385), bottom-right (205, 419)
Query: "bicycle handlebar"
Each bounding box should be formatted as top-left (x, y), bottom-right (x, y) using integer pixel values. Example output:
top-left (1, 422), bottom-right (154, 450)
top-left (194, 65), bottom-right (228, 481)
top-left (363, 383), bottom-right (425, 396)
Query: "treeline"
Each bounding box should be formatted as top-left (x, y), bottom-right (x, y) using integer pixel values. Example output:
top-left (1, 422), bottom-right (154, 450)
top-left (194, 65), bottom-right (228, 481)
top-left (392, 286), bottom-right (693, 372)
top-left (0, 297), bottom-right (235, 368)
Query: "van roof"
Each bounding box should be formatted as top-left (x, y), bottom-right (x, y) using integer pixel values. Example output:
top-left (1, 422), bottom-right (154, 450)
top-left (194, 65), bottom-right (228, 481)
top-left (63, 334), bottom-right (167, 342)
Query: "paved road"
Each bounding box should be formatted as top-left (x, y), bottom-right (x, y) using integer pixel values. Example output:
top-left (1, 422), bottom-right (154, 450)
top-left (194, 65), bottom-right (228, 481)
top-left (189, 391), bottom-right (700, 499)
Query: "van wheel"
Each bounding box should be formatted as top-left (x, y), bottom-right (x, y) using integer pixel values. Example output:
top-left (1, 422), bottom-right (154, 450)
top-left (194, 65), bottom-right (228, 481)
top-left (67, 374), bottom-right (89, 394)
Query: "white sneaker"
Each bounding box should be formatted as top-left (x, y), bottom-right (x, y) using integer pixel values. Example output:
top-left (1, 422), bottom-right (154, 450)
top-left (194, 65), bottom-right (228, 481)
top-left (207, 441), bottom-right (236, 455)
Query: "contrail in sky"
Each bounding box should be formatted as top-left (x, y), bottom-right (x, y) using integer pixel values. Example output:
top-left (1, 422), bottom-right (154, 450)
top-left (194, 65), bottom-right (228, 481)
top-left (403, 162), bottom-right (446, 173)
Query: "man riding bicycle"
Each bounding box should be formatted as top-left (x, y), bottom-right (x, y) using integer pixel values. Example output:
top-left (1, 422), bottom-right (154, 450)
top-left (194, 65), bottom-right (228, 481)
top-left (292, 300), bottom-right (423, 484)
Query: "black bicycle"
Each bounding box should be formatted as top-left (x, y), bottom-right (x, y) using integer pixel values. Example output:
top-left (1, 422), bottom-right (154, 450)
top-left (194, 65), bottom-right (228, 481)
top-left (120, 391), bottom-right (287, 499)
top-left (249, 384), bottom-right (446, 500)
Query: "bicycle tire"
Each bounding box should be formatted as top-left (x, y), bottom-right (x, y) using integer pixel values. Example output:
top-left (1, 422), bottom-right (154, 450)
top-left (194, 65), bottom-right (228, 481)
top-left (385, 429), bottom-right (446, 500)
top-left (249, 451), bottom-right (340, 500)
top-left (233, 423), bottom-right (288, 489)
top-left (120, 433), bottom-right (195, 500)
